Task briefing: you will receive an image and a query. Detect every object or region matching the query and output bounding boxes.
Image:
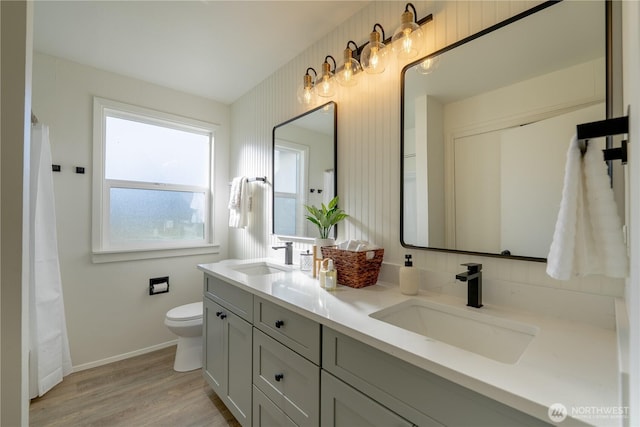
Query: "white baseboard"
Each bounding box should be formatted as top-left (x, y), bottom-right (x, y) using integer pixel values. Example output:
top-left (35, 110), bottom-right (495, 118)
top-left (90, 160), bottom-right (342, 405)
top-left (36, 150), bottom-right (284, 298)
top-left (71, 340), bottom-right (178, 373)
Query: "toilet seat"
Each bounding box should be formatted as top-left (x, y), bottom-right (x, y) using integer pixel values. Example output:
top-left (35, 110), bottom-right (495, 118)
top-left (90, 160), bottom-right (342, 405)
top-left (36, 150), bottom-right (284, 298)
top-left (166, 302), bottom-right (202, 322)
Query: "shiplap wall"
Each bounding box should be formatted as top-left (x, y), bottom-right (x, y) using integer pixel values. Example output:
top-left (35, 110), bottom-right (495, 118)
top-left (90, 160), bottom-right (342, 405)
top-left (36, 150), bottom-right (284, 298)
top-left (230, 1), bottom-right (624, 298)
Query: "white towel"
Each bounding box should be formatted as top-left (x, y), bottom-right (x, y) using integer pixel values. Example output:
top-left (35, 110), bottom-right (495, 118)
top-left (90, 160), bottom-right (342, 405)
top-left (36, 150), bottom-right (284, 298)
top-left (546, 135), bottom-right (628, 280)
top-left (228, 176), bottom-right (244, 209)
top-left (228, 176), bottom-right (251, 228)
top-left (323, 169), bottom-right (335, 206)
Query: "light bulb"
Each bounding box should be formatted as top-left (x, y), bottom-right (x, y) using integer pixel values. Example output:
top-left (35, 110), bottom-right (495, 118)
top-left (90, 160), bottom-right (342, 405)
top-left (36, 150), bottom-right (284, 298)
top-left (335, 46), bottom-right (361, 87)
top-left (361, 30), bottom-right (388, 74)
top-left (316, 61), bottom-right (336, 98)
top-left (392, 10), bottom-right (423, 60)
top-left (416, 56), bottom-right (439, 75)
top-left (297, 73), bottom-right (316, 105)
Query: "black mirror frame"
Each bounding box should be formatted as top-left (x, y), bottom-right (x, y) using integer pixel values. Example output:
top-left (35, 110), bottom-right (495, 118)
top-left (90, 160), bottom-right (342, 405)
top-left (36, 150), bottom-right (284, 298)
top-left (399, 0), bottom-right (612, 262)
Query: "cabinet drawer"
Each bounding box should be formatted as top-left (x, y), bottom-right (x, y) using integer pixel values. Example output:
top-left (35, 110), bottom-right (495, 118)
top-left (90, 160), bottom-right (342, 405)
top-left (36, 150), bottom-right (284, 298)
top-left (253, 328), bottom-right (320, 426)
top-left (254, 296), bottom-right (321, 364)
top-left (204, 274), bottom-right (253, 322)
top-left (321, 370), bottom-right (414, 427)
top-left (323, 328), bottom-right (549, 427)
top-left (253, 386), bottom-right (298, 427)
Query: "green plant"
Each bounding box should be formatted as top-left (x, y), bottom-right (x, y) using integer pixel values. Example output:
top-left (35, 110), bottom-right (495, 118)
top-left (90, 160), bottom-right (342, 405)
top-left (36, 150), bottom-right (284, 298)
top-left (304, 196), bottom-right (349, 239)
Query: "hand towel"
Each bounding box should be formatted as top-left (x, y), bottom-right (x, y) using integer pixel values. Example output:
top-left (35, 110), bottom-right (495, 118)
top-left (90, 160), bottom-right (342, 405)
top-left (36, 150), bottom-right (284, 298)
top-left (228, 176), bottom-right (251, 228)
top-left (323, 169), bottom-right (335, 206)
top-left (546, 135), bottom-right (628, 280)
top-left (582, 139), bottom-right (628, 278)
top-left (228, 176), bottom-right (244, 210)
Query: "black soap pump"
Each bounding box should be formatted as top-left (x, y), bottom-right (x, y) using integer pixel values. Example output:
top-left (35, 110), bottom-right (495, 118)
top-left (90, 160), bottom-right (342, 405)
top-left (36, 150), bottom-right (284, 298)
top-left (399, 254), bottom-right (419, 295)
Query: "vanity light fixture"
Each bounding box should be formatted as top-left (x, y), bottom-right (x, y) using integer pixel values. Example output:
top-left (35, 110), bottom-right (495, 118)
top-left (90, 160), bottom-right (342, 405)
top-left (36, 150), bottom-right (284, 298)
top-left (360, 24), bottom-right (388, 74)
top-left (392, 3), bottom-right (423, 60)
top-left (297, 67), bottom-right (317, 106)
top-left (335, 41), bottom-right (362, 87)
top-left (316, 55), bottom-right (337, 98)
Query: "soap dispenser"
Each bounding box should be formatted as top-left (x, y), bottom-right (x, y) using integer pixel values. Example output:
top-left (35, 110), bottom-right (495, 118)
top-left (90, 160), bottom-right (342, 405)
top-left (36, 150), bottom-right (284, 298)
top-left (319, 258), bottom-right (330, 288)
top-left (399, 254), bottom-right (419, 295)
top-left (325, 259), bottom-right (337, 291)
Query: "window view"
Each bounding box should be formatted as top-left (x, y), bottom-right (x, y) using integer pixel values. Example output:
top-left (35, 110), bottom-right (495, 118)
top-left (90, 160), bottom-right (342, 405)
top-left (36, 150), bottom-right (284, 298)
top-left (94, 98), bottom-right (214, 251)
top-left (273, 147), bottom-right (300, 236)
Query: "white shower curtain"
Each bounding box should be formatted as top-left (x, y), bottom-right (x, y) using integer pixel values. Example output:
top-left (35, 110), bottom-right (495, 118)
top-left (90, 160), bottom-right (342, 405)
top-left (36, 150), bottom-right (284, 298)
top-left (29, 124), bottom-right (72, 398)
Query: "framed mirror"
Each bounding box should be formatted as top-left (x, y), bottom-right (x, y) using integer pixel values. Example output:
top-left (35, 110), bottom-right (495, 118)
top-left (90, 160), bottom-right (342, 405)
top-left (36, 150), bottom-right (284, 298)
top-left (401, 1), bottom-right (611, 261)
top-left (273, 101), bottom-right (337, 239)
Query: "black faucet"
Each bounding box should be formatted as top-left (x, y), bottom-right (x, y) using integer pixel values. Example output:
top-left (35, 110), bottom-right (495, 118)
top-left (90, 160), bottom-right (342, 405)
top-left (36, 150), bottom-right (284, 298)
top-left (455, 263), bottom-right (483, 308)
top-left (272, 242), bottom-right (293, 265)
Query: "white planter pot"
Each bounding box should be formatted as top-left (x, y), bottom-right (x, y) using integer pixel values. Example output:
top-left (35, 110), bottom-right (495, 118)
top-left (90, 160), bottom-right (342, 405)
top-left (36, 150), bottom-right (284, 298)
top-left (315, 238), bottom-right (336, 248)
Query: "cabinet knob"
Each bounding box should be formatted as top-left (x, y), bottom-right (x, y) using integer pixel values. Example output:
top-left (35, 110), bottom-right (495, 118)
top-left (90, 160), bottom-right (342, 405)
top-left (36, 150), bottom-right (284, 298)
top-left (215, 311), bottom-right (222, 317)
top-left (274, 373), bottom-right (284, 382)
top-left (275, 320), bottom-right (284, 328)
top-left (219, 313), bottom-right (227, 320)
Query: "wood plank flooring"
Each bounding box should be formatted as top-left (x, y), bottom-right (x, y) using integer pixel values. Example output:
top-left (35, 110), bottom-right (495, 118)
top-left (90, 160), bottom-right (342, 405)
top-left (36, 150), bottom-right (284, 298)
top-left (30, 345), bottom-right (242, 427)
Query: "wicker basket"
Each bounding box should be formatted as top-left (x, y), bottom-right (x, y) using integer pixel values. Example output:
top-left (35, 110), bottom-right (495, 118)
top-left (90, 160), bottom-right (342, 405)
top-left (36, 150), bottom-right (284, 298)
top-left (320, 247), bottom-right (384, 288)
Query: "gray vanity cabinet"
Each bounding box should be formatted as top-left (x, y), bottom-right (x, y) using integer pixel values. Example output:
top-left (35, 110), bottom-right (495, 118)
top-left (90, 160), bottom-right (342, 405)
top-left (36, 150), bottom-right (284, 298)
top-left (323, 328), bottom-right (550, 427)
top-left (202, 271), bottom-right (549, 427)
top-left (203, 275), bottom-right (253, 427)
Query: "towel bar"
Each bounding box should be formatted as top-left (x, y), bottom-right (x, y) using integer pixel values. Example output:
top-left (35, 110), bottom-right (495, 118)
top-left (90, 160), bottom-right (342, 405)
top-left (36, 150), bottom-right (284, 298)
top-left (227, 176), bottom-right (268, 186)
top-left (576, 115), bottom-right (629, 164)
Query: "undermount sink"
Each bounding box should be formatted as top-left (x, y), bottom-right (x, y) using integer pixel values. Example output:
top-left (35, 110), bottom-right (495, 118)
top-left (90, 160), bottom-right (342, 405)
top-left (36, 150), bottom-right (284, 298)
top-left (228, 262), bottom-right (291, 276)
top-left (369, 299), bottom-right (538, 364)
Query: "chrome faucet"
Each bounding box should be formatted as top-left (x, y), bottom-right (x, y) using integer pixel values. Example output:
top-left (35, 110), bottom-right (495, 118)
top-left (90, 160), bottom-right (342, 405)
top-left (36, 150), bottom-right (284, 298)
top-left (455, 263), bottom-right (483, 308)
top-left (272, 241), bottom-right (293, 265)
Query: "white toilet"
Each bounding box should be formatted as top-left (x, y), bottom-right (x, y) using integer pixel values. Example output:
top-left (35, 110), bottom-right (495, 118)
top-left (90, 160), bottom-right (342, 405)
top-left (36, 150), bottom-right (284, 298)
top-left (164, 302), bottom-right (203, 372)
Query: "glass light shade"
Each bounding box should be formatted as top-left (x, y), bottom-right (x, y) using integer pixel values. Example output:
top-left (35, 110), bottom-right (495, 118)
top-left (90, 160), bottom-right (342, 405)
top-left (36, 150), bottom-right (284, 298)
top-left (416, 56), bottom-right (440, 75)
top-left (297, 74), bottom-right (316, 105)
top-left (316, 62), bottom-right (336, 98)
top-left (392, 11), bottom-right (423, 60)
top-left (335, 47), bottom-right (361, 87)
top-left (361, 31), bottom-right (388, 74)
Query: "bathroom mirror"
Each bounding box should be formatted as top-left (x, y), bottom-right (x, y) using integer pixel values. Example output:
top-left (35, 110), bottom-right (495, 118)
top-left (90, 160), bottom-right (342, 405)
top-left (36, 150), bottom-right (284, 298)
top-left (273, 102), bottom-right (337, 239)
top-left (401, 0), bottom-right (611, 260)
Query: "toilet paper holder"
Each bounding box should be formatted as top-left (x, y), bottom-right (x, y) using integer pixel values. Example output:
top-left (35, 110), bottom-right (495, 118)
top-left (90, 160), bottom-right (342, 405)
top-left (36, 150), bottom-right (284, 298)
top-left (149, 276), bottom-right (170, 295)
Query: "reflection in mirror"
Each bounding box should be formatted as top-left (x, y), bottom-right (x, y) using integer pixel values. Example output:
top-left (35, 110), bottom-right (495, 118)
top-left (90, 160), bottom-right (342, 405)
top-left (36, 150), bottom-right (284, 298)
top-left (273, 102), bottom-right (337, 239)
top-left (401, 1), bottom-right (611, 260)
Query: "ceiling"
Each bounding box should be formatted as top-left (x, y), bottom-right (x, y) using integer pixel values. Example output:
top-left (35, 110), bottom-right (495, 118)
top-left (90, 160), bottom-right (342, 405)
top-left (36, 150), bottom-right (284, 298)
top-left (33, 1), bottom-right (369, 105)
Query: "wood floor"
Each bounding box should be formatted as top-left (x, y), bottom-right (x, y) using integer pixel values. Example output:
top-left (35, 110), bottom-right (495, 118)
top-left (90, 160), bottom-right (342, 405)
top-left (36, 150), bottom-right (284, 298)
top-left (30, 346), bottom-right (242, 427)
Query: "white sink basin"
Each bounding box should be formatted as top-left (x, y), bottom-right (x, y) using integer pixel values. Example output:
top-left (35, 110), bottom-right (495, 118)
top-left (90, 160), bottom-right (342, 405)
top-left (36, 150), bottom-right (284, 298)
top-left (228, 262), bottom-right (291, 276)
top-left (369, 299), bottom-right (538, 364)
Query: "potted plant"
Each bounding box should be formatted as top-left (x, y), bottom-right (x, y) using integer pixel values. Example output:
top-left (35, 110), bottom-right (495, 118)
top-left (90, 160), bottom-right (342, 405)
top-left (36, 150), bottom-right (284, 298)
top-left (304, 196), bottom-right (348, 246)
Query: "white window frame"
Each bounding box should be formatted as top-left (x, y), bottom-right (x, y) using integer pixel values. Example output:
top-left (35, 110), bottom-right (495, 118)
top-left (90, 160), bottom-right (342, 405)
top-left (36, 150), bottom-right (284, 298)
top-left (92, 97), bottom-right (219, 262)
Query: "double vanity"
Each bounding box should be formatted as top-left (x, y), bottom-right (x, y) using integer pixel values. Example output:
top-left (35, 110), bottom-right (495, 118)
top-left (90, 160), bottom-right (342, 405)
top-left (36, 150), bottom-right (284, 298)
top-left (198, 259), bottom-right (621, 427)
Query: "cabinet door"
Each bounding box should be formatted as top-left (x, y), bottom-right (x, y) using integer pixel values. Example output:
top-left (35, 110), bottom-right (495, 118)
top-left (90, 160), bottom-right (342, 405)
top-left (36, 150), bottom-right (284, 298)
top-left (226, 308), bottom-right (253, 426)
top-left (321, 371), bottom-right (414, 427)
top-left (203, 297), bottom-right (225, 391)
top-left (203, 297), bottom-right (252, 427)
top-left (253, 385), bottom-right (298, 427)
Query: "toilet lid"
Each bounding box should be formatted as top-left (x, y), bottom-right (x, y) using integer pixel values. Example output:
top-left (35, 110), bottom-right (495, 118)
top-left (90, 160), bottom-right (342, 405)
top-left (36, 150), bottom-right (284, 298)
top-left (166, 302), bottom-right (203, 321)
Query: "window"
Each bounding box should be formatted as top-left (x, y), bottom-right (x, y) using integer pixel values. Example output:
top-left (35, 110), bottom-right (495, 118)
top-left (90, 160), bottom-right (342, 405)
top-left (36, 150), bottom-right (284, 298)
top-left (93, 97), bottom-right (217, 258)
top-left (273, 141), bottom-right (308, 236)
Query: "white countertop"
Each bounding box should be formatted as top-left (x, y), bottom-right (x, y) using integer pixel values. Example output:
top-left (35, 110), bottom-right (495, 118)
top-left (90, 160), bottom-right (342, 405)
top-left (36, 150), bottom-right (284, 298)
top-left (198, 258), bottom-right (622, 427)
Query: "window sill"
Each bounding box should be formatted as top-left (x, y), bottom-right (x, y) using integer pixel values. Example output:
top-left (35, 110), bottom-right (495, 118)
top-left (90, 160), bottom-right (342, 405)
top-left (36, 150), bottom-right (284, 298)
top-left (92, 244), bottom-right (220, 263)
